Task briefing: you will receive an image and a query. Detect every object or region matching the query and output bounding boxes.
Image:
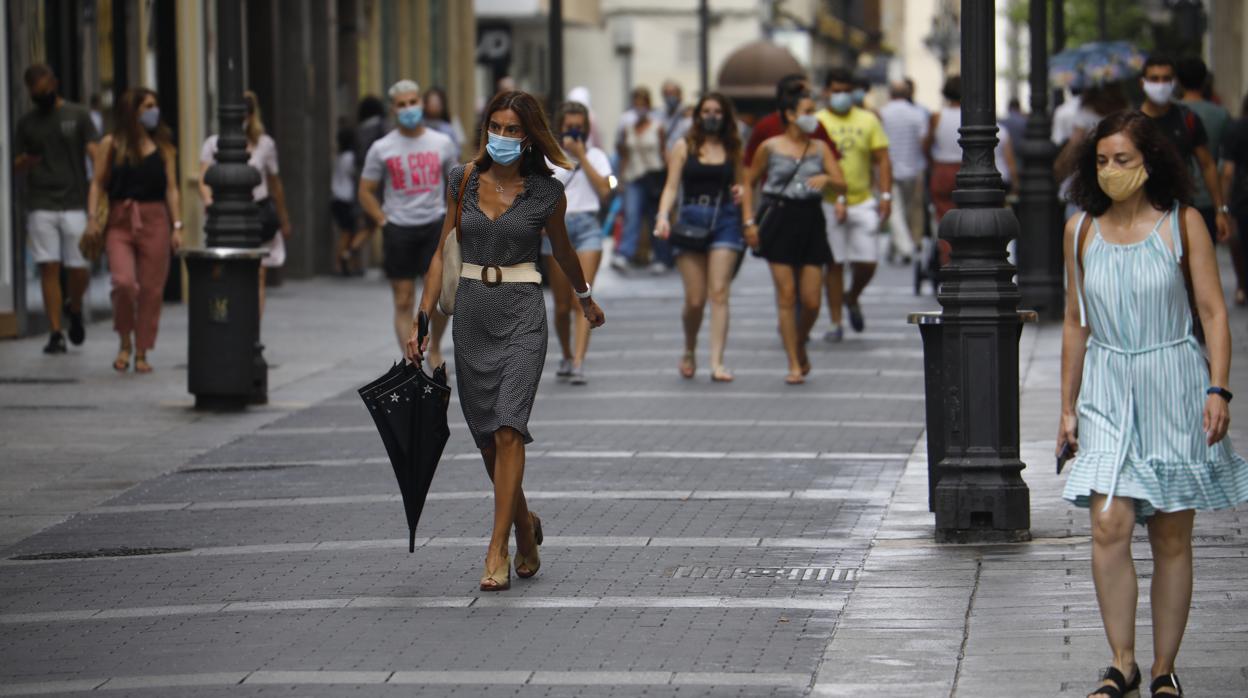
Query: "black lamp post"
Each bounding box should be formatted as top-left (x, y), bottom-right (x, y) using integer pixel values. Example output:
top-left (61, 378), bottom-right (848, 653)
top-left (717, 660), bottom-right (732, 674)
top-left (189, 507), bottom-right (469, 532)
top-left (548, 0), bottom-right (564, 116)
top-left (1017, 0), bottom-right (1063, 320)
top-left (911, 0), bottom-right (1032, 543)
top-left (183, 0), bottom-right (268, 409)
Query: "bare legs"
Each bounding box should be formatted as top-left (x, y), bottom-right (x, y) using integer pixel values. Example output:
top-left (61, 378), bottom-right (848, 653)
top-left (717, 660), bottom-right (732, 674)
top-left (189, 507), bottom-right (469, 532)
top-left (1087, 495), bottom-right (1194, 696)
top-left (768, 263), bottom-right (822, 383)
top-left (39, 263), bottom-right (90, 334)
top-left (676, 249), bottom-right (738, 377)
top-left (1147, 509), bottom-right (1194, 692)
top-left (481, 427), bottom-right (537, 578)
top-left (391, 279), bottom-right (447, 366)
top-left (824, 261), bottom-right (877, 327)
top-left (545, 250), bottom-right (602, 370)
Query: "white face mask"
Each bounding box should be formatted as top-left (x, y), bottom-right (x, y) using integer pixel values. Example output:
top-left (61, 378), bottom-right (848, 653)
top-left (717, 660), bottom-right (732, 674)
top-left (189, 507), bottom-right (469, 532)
top-left (1142, 80), bottom-right (1174, 106)
top-left (795, 114), bottom-right (820, 135)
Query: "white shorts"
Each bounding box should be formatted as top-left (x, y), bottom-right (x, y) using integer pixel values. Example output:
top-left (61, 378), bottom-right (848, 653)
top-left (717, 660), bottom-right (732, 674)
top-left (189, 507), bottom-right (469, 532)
top-left (822, 199), bottom-right (880, 264)
top-left (28, 210), bottom-right (90, 268)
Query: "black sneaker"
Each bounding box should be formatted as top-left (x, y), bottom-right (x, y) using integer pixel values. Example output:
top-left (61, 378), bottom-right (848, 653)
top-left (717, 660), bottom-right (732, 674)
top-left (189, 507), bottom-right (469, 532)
top-left (846, 301), bottom-right (865, 333)
top-left (65, 302), bottom-right (85, 345)
top-left (43, 332), bottom-right (67, 354)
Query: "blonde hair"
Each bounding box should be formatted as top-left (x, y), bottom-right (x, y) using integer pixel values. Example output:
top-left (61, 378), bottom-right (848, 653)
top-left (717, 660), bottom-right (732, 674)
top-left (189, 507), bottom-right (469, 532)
top-left (243, 91), bottom-right (265, 145)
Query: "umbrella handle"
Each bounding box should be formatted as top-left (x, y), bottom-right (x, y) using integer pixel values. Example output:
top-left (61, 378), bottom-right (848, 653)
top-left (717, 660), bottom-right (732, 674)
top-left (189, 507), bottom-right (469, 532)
top-left (417, 311), bottom-right (430, 352)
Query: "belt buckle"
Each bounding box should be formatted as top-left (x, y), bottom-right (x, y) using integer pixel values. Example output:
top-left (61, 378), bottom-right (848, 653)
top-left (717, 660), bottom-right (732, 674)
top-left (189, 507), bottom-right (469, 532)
top-left (481, 264), bottom-right (503, 287)
top-left (696, 195), bottom-right (712, 207)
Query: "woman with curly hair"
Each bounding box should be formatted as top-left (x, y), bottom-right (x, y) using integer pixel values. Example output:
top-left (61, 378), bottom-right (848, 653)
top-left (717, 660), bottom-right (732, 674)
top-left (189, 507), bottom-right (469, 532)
top-left (1057, 110), bottom-right (1248, 697)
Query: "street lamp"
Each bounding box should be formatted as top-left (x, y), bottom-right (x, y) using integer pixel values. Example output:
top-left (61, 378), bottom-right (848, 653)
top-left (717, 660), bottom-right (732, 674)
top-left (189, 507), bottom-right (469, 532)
top-left (1016, 0), bottom-right (1063, 320)
top-left (923, 0), bottom-right (960, 74)
top-left (911, 0), bottom-right (1032, 543)
top-left (183, 0), bottom-right (268, 409)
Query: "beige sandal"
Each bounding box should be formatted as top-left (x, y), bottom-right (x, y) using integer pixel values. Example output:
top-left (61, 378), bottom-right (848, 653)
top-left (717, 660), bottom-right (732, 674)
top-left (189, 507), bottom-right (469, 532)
top-left (480, 554), bottom-right (511, 592)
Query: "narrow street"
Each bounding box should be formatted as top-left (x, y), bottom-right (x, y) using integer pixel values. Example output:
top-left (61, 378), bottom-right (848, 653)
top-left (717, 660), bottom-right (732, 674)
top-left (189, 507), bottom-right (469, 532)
top-left (1, 256), bottom-right (1246, 696)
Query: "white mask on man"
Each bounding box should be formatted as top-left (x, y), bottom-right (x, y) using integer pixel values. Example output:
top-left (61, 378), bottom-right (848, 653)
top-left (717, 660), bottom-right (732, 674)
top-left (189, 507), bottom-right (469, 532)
top-left (1142, 80), bottom-right (1174, 106)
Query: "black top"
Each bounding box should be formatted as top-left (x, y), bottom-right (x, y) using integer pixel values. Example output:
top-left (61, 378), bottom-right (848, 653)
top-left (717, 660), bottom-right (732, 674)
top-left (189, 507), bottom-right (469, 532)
top-left (1148, 103), bottom-right (1207, 165)
top-left (108, 150), bottom-right (167, 202)
top-left (1226, 118), bottom-right (1248, 216)
top-left (681, 157), bottom-right (733, 201)
top-left (15, 101), bottom-right (99, 210)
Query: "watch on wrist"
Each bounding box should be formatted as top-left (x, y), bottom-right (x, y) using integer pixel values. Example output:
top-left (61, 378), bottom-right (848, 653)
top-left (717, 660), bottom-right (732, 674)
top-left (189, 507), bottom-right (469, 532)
top-left (1219, 205), bottom-right (1231, 215)
top-left (744, 218), bottom-right (756, 227)
top-left (173, 220), bottom-right (184, 230)
top-left (835, 195), bottom-right (847, 205)
top-left (879, 192), bottom-right (893, 201)
top-left (1208, 386), bottom-right (1233, 403)
top-left (575, 284), bottom-right (592, 300)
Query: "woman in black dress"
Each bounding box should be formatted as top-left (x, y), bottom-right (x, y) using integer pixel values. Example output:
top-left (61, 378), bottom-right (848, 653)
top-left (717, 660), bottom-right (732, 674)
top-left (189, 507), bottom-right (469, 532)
top-left (409, 91), bottom-right (605, 591)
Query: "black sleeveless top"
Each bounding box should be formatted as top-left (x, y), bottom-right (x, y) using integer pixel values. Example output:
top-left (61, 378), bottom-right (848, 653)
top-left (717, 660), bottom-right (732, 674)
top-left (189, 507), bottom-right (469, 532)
top-left (681, 157), bottom-right (733, 201)
top-left (109, 150), bottom-right (167, 202)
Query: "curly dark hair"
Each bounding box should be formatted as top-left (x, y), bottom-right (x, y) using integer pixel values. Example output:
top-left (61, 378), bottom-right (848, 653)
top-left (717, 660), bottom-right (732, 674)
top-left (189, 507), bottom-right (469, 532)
top-left (1068, 110), bottom-right (1192, 217)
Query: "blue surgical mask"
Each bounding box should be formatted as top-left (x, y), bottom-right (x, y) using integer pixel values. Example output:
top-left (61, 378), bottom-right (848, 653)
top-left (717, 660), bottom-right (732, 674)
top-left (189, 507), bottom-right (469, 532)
top-left (139, 106), bottom-right (160, 131)
top-left (487, 132), bottom-right (524, 165)
top-left (851, 88), bottom-right (866, 106)
top-left (397, 106), bottom-right (423, 129)
top-left (828, 93), bottom-right (853, 114)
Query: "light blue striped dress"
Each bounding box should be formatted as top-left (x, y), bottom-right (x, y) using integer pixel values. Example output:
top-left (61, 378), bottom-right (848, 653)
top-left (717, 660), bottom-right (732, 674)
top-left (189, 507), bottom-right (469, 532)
top-left (1063, 204), bottom-right (1248, 523)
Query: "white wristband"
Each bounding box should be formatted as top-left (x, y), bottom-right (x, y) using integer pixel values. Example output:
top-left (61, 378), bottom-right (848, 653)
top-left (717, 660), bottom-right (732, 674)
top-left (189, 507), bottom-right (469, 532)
top-left (575, 284), bottom-right (592, 300)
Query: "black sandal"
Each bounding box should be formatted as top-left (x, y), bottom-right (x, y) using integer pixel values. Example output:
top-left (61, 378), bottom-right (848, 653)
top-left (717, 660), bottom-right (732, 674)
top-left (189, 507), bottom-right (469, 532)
top-left (1149, 673), bottom-right (1182, 697)
top-left (1089, 665), bottom-right (1140, 697)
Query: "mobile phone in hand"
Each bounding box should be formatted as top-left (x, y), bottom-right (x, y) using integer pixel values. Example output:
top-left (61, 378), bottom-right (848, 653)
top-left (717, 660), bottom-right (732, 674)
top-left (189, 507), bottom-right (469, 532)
top-left (1056, 442), bottom-right (1074, 474)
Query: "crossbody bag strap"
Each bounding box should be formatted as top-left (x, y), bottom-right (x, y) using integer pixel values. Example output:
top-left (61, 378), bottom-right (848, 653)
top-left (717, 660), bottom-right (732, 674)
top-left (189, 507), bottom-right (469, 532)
top-left (455, 163), bottom-right (475, 231)
top-left (707, 160), bottom-right (734, 230)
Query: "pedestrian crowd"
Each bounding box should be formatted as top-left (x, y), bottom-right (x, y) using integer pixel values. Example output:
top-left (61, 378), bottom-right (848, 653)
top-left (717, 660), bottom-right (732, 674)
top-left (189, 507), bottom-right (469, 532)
top-left (12, 49), bottom-right (1248, 696)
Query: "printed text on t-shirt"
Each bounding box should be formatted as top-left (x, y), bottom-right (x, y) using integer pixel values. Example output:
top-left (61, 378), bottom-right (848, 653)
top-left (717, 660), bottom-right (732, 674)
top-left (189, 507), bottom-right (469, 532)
top-left (387, 152), bottom-right (444, 195)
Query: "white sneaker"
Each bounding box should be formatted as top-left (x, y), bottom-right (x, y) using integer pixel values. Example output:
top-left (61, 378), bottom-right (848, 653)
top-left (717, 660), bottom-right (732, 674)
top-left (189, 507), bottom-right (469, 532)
top-left (556, 359), bottom-right (574, 378)
top-left (610, 257), bottom-right (631, 273)
top-left (647, 261), bottom-right (668, 275)
top-left (823, 325), bottom-right (844, 343)
top-left (570, 366), bottom-right (587, 385)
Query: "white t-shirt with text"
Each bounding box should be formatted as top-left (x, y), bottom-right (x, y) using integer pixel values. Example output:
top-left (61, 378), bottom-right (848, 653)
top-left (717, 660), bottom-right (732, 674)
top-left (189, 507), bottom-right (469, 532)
top-left (360, 128), bottom-right (459, 226)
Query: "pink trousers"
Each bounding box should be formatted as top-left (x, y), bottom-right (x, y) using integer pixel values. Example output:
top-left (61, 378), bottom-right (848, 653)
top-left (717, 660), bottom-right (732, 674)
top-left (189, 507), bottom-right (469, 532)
top-left (106, 200), bottom-right (171, 352)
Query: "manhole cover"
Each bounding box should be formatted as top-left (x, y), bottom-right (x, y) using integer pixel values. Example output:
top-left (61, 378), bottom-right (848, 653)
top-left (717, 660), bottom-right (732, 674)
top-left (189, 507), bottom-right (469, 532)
top-left (665, 566), bottom-right (858, 583)
top-left (0, 377), bottom-right (79, 384)
top-left (11, 547), bottom-right (190, 561)
top-left (179, 464), bottom-right (306, 474)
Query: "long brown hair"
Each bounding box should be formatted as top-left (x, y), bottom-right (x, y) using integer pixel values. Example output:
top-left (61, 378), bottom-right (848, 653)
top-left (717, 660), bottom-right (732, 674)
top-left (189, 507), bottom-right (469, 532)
top-left (683, 92), bottom-right (742, 163)
top-left (473, 90), bottom-right (571, 175)
top-left (243, 90), bottom-right (265, 145)
top-left (111, 87), bottom-right (174, 165)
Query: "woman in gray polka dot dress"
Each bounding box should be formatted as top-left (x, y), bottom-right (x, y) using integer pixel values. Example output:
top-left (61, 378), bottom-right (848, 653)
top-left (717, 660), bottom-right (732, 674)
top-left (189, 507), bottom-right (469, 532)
top-left (410, 91), bottom-right (605, 591)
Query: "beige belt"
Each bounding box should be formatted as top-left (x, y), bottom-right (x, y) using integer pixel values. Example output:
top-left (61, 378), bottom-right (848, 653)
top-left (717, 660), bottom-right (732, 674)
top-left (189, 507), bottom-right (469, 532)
top-left (461, 262), bottom-right (542, 287)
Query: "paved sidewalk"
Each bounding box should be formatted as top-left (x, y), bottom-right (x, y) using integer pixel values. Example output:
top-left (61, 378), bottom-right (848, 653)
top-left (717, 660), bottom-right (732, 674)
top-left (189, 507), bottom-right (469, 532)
top-left (1, 249), bottom-right (1246, 697)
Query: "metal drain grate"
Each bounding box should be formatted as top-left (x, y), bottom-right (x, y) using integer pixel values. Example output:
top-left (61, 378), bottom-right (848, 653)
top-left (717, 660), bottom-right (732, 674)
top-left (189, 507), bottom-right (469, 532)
top-left (0, 377), bottom-right (79, 384)
top-left (666, 566), bottom-right (859, 582)
top-left (11, 547), bottom-right (190, 561)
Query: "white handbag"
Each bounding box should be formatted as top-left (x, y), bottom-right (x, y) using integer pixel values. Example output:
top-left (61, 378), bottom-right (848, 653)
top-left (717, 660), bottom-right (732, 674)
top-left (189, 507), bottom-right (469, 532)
top-left (438, 164), bottom-right (473, 316)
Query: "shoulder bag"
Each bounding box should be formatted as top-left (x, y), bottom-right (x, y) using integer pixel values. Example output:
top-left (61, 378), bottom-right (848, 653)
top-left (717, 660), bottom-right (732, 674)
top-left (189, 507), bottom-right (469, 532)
top-left (438, 163), bottom-right (474, 316)
top-left (669, 165), bottom-right (731, 252)
top-left (753, 141), bottom-right (811, 251)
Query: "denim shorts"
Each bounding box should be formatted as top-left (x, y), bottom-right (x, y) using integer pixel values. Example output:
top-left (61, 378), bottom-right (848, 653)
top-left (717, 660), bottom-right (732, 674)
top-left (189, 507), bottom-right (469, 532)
top-left (675, 201), bottom-right (744, 254)
top-left (542, 211), bottom-right (603, 255)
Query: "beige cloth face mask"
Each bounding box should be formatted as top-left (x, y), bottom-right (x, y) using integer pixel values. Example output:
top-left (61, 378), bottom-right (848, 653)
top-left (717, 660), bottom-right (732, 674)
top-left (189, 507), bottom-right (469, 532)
top-left (1097, 164), bottom-right (1150, 201)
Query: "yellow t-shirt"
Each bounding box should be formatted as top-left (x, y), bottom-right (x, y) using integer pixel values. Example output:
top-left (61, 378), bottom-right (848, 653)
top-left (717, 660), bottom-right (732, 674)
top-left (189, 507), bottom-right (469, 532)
top-left (815, 107), bottom-right (889, 205)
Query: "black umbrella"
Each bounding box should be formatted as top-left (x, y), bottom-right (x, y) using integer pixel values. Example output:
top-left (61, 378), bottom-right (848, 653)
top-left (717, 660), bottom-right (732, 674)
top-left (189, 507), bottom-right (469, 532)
top-left (358, 314), bottom-right (451, 551)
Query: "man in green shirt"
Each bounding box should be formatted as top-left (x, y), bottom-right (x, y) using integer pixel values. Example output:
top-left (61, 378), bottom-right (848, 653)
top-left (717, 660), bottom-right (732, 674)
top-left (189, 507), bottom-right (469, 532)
top-left (1176, 57), bottom-right (1241, 300)
top-left (14, 64), bottom-right (100, 354)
